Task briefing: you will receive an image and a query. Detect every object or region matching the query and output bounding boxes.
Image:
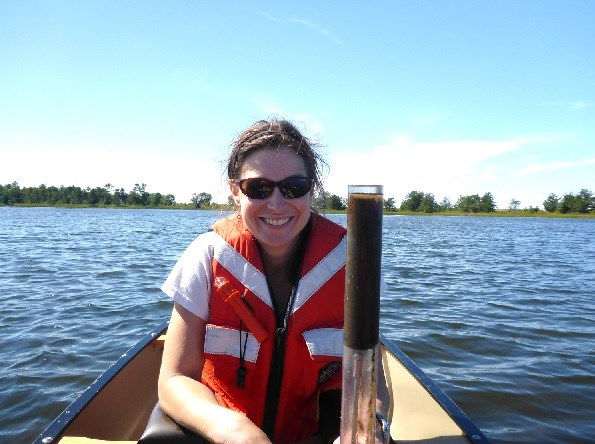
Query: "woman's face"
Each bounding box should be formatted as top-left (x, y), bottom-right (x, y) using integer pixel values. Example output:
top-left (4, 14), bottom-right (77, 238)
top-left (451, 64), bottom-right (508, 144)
top-left (230, 147), bottom-right (312, 258)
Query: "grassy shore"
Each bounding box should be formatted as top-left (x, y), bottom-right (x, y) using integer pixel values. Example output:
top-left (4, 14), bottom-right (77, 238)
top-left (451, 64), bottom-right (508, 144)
top-left (3, 203), bottom-right (594, 218)
top-left (320, 208), bottom-right (595, 218)
top-left (382, 210), bottom-right (595, 218)
top-left (1, 202), bottom-right (235, 211)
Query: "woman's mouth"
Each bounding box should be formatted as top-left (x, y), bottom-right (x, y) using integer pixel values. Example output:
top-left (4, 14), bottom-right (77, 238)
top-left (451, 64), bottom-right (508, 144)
top-left (263, 217), bottom-right (291, 226)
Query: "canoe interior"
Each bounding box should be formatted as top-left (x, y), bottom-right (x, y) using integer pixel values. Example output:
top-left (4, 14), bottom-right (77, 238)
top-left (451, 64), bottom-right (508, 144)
top-left (34, 322), bottom-right (168, 444)
top-left (57, 336), bottom-right (163, 441)
top-left (35, 321), bottom-right (488, 443)
top-left (380, 334), bottom-right (487, 443)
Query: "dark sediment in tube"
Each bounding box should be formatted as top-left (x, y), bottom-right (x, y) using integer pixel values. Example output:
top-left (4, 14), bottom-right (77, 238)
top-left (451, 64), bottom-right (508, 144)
top-left (344, 186), bottom-right (383, 350)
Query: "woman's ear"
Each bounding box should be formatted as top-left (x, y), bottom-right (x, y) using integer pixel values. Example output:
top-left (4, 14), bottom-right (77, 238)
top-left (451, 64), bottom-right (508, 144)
top-left (229, 180), bottom-right (241, 206)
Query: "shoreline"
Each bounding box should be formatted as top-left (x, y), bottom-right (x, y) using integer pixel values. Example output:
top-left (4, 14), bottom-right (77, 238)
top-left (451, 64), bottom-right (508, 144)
top-left (2, 204), bottom-right (594, 218)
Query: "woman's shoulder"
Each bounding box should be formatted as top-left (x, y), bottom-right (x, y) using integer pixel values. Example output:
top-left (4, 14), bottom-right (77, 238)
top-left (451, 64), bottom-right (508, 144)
top-left (311, 213), bottom-right (346, 235)
top-left (177, 230), bottom-right (220, 261)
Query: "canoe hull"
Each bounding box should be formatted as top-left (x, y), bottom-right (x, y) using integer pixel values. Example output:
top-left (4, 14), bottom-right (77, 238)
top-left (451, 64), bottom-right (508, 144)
top-left (35, 321), bottom-right (489, 443)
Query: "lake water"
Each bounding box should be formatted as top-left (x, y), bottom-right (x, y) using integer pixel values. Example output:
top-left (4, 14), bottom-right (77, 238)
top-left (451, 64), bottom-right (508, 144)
top-left (1, 207), bottom-right (594, 443)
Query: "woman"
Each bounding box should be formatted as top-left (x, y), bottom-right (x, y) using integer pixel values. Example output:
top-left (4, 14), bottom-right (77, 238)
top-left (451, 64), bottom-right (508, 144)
top-left (158, 119), bottom-right (389, 443)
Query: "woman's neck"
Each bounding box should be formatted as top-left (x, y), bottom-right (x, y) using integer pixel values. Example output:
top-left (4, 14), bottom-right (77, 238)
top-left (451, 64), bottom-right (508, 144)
top-left (260, 237), bottom-right (299, 270)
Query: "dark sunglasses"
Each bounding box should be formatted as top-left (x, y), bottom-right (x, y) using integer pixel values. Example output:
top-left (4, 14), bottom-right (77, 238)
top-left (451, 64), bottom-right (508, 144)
top-left (233, 176), bottom-right (314, 199)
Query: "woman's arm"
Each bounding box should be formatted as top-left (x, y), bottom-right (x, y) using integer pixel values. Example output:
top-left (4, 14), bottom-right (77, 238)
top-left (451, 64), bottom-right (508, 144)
top-left (158, 302), bottom-right (271, 444)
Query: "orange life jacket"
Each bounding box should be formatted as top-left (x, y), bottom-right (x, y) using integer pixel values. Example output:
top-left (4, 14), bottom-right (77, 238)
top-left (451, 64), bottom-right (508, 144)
top-left (201, 213), bottom-right (346, 443)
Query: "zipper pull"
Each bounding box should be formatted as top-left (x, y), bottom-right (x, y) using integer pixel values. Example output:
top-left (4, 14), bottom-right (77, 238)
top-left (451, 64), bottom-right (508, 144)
top-left (236, 366), bottom-right (247, 388)
top-left (275, 327), bottom-right (286, 347)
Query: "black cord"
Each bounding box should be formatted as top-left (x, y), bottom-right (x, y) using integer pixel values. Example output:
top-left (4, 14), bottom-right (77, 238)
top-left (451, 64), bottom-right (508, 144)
top-left (236, 320), bottom-right (249, 388)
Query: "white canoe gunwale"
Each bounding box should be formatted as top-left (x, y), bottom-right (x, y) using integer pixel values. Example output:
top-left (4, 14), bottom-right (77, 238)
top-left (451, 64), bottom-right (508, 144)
top-left (34, 321), bottom-right (490, 443)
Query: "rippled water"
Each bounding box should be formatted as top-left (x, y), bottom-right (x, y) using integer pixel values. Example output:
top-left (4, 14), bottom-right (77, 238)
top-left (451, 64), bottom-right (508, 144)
top-left (1, 207), bottom-right (594, 443)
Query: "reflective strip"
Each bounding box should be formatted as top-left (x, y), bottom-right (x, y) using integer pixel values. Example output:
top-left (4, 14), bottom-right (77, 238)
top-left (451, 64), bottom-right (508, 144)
top-left (204, 324), bottom-right (260, 363)
top-left (292, 237), bottom-right (346, 313)
top-left (210, 234), bottom-right (273, 309)
top-left (210, 232), bottom-right (346, 313)
top-left (303, 328), bottom-right (344, 358)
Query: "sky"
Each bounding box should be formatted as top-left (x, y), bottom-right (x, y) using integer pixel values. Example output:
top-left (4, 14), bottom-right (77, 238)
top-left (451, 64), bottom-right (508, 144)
top-left (1, 1), bottom-right (594, 208)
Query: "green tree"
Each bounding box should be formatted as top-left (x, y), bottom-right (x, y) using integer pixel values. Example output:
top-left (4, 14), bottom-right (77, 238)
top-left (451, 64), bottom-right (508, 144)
top-left (543, 193), bottom-right (559, 212)
top-left (312, 189), bottom-right (331, 209)
top-left (456, 194), bottom-right (481, 213)
top-left (191, 192), bottom-right (213, 208)
top-left (137, 183), bottom-right (149, 206)
top-left (21, 186), bottom-right (35, 204)
top-left (558, 189), bottom-right (594, 213)
top-left (419, 193), bottom-right (436, 213)
top-left (400, 191), bottom-right (424, 211)
top-left (437, 197), bottom-right (453, 212)
top-left (113, 188), bottom-right (127, 206)
top-left (558, 193), bottom-right (575, 213)
top-left (149, 193), bottom-right (163, 207)
top-left (479, 193), bottom-right (496, 212)
top-left (384, 197), bottom-right (397, 212)
top-left (455, 193), bottom-right (496, 213)
top-left (5, 181), bottom-right (23, 204)
top-left (328, 194), bottom-right (346, 210)
top-left (163, 194), bottom-right (176, 206)
top-left (37, 184), bottom-right (49, 203)
top-left (127, 183), bottom-right (148, 205)
top-left (88, 187), bottom-right (100, 206)
top-left (400, 191), bottom-right (437, 212)
top-left (62, 185), bottom-right (82, 204)
top-left (576, 189), bottom-right (594, 213)
top-left (99, 185), bottom-right (113, 205)
top-left (311, 190), bottom-right (345, 210)
top-left (47, 186), bottom-right (61, 204)
top-left (509, 199), bottom-right (520, 212)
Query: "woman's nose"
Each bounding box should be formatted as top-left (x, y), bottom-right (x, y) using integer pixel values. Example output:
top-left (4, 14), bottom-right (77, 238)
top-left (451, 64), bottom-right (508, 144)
top-left (266, 187), bottom-right (288, 211)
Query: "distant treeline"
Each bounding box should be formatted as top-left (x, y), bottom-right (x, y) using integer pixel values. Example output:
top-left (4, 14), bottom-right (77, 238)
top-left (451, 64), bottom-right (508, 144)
top-left (315, 189), bottom-right (595, 214)
top-left (2, 182), bottom-right (593, 214)
top-left (315, 191), bottom-right (501, 213)
top-left (385, 189), bottom-right (594, 214)
top-left (0, 182), bottom-right (228, 209)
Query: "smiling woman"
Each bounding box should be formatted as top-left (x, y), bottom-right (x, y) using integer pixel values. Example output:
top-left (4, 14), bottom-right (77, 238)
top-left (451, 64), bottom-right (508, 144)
top-left (156, 119), bottom-right (361, 443)
top-left (229, 146), bottom-right (314, 260)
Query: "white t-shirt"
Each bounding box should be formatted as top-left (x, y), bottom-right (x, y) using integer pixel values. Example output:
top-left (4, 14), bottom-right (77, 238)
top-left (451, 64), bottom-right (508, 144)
top-left (161, 231), bottom-right (221, 321)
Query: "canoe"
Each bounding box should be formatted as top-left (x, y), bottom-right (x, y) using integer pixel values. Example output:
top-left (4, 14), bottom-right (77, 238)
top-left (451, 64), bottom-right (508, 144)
top-left (34, 320), bottom-right (490, 444)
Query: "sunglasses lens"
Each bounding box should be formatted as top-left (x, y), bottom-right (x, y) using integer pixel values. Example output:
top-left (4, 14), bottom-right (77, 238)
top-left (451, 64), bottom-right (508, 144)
top-left (278, 177), bottom-right (312, 198)
top-left (241, 178), bottom-right (274, 199)
top-left (237, 177), bottom-right (312, 199)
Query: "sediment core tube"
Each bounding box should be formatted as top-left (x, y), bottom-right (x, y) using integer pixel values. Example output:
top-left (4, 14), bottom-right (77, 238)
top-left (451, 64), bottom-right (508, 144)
top-left (341, 185), bottom-right (383, 444)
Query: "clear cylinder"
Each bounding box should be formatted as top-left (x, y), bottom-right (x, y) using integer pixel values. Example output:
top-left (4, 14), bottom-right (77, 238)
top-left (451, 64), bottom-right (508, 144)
top-left (340, 346), bottom-right (378, 443)
top-left (341, 184), bottom-right (383, 443)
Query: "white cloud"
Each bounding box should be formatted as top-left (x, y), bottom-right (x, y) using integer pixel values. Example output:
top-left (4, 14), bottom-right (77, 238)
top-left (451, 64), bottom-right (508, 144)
top-left (293, 113), bottom-right (326, 136)
top-left (256, 97), bottom-right (285, 117)
top-left (323, 135), bottom-right (539, 204)
top-left (3, 147), bottom-right (226, 204)
top-left (286, 17), bottom-right (331, 36)
top-left (262, 13), bottom-right (341, 44)
top-left (571, 101), bottom-right (592, 110)
top-left (254, 100), bottom-right (326, 136)
top-left (513, 157), bottom-right (595, 176)
top-left (543, 100), bottom-right (593, 111)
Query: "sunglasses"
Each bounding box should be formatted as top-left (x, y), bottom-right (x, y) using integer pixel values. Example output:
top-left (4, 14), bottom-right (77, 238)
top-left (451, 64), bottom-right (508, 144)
top-left (233, 176), bottom-right (314, 199)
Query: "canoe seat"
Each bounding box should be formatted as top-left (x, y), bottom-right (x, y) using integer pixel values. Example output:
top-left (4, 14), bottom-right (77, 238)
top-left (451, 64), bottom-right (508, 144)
top-left (138, 402), bottom-right (205, 443)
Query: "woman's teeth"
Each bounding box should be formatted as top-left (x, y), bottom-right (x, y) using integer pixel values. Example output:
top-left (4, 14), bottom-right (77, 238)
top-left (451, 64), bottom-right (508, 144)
top-left (264, 217), bottom-right (290, 226)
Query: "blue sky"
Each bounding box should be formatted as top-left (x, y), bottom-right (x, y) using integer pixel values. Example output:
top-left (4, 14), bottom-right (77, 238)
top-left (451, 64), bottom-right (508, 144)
top-left (2, 1), bottom-right (593, 208)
